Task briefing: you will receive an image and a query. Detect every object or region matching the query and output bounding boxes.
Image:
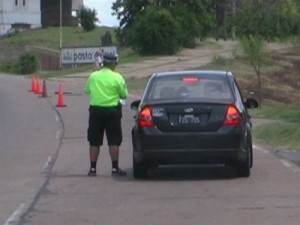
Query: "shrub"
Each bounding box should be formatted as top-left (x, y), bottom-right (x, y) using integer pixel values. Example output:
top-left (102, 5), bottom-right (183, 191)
top-left (0, 60), bottom-right (19, 74)
top-left (18, 52), bottom-right (39, 74)
top-left (128, 6), bottom-right (181, 55)
top-left (0, 52), bottom-right (38, 74)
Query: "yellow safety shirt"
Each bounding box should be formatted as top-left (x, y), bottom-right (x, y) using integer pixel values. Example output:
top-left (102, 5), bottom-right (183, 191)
top-left (85, 67), bottom-right (128, 107)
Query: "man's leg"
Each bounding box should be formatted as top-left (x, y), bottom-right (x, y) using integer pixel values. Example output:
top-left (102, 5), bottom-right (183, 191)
top-left (109, 145), bottom-right (126, 176)
top-left (88, 146), bottom-right (100, 176)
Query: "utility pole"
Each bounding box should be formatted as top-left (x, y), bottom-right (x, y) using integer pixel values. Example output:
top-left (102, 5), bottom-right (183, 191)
top-left (59, 0), bottom-right (62, 68)
top-left (0, 0), bottom-right (3, 34)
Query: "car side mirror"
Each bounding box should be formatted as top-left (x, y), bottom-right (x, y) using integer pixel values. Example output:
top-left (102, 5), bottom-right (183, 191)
top-left (245, 98), bottom-right (259, 109)
top-left (130, 100), bottom-right (141, 111)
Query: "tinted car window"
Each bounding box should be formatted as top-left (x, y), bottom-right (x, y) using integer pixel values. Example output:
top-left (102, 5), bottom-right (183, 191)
top-left (147, 75), bottom-right (233, 102)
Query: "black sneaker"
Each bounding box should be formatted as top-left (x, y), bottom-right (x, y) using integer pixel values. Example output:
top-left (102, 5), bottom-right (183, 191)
top-left (88, 168), bottom-right (96, 177)
top-left (111, 168), bottom-right (127, 177)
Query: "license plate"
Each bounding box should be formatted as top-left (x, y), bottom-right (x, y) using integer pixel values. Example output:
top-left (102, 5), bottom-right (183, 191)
top-left (179, 115), bottom-right (200, 124)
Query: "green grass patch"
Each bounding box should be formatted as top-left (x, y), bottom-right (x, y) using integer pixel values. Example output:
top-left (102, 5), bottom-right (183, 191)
top-left (252, 104), bottom-right (300, 151)
top-left (3, 26), bottom-right (117, 49)
top-left (251, 104), bottom-right (300, 123)
top-left (293, 160), bottom-right (300, 167)
top-left (254, 123), bottom-right (300, 150)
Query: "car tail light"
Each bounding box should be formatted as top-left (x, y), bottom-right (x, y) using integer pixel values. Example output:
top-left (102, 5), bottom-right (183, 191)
top-left (224, 105), bottom-right (241, 126)
top-left (138, 106), bottom-right (155, 127)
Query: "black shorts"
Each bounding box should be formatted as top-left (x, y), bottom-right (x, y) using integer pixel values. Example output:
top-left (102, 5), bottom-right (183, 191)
top-left (87, 105), bottom-right (122, 147)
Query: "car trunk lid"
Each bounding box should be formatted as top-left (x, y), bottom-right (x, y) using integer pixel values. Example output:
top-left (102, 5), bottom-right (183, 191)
top-left (150, 102), bottom-right (230, 132)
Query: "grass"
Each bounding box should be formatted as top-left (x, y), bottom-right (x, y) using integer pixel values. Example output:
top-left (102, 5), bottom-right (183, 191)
top-left (251, 104), bottom-right (300, 151)
top-left (254, 123), bottom-right (300, 150)
top-left (3, 26), bottom-right (117, 49)
top-left (251, 104), bottom-right (300, 123)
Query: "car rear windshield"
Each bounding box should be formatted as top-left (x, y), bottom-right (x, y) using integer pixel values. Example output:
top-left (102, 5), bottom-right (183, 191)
top-left (146, 75), bottom-right (233, 102)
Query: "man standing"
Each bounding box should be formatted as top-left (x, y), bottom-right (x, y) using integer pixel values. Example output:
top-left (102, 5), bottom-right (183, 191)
top-left (85, 53), bottom-right (128, 177)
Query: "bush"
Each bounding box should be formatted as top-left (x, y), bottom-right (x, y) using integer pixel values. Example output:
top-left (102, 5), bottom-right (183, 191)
top-left (0, 60), bottom-right (19, 74)
top-left (0, 52), bottom-right (38, 74)
top-left (128, 6), bottom-right (181, 55)
top-left (18, 52), bottom-right (38, 74)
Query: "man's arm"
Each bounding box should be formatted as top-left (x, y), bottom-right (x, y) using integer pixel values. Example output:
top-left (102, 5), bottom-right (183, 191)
top-left (119, 80), bottom-right (128, 99)
top-left (118, 74), bottom-right (128, 99)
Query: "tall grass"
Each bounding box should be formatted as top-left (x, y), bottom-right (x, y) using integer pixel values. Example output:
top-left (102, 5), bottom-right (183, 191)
top-left (3, 26), bottom-right (116, 50)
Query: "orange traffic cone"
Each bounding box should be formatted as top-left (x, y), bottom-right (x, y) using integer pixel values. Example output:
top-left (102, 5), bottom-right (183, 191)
top-left (56, 83), bottom-right (66, 107)
top-left (35, 76), bottom-right (42, 95)
top-left (40, 80), bottom-right (48, 98)
top-left (29, 75), bottom-right (37, 92)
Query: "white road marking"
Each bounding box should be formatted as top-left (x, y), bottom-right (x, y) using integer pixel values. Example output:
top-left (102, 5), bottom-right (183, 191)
top-left (280, 159), bottom-right (300, 173)
top-left (3, 203), bottom-right (27, 225)
top-left (254, 145), bottom-right (300, 174)
top-left (56, 130), bottom-right (60, 139)
top-left (43, 156), bottom-right (53, 172)
top-left (281, 159), bottom-right (292, 168)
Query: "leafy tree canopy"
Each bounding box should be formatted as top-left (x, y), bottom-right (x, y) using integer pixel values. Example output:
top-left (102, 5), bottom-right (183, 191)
top-left (79, 6), bottom-right (99, 32)
top-left (112, 0), bottom-right (214, 54)
top-left (233, 0), bottom-right (299, 40)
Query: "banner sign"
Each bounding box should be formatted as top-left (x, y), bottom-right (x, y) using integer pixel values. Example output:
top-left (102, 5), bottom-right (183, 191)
top-left (60, 46), bottom-right (118, 64)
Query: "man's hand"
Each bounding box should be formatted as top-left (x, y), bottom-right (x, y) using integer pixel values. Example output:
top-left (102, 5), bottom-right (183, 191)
top-left (119, 99), bottom-right (126, 106)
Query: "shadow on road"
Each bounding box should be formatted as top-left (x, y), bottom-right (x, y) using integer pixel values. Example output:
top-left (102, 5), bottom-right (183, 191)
top-left (122, 165), bottom-right (241, 181)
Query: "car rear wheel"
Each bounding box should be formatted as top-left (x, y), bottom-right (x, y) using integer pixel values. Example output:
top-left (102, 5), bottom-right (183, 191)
top-left (237, 147), bottom-right (251, 177)
top-left (133, 157), bottom-right (148, 179)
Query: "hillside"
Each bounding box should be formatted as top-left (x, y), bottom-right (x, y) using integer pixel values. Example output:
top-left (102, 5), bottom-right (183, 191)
top-left (0, 26), bottom-right (117, 62)
top-left (237, 45), bottom-right (300, 105)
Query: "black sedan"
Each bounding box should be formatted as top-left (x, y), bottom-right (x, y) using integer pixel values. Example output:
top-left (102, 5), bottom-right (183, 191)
top-left (130, 70), bottom-right (258, 179)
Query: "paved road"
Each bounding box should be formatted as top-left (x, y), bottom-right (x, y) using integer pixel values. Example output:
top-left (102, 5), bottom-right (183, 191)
top-left (1, 73), bottom-right (300, 225)
top-left (0, 75), bottom-right (61, 225)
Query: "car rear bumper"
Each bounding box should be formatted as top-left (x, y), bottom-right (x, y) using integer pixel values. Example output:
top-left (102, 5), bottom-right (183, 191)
top-left (134, 148), bottom-right (246, 165)
top-left (132, 127), bottom-right (247, 165)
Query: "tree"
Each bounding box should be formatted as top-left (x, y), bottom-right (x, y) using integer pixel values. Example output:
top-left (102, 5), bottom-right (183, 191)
top-left (79, 6), bottom-right (99, 32)
top-left (112, 0), bottom-right (215, 53)
top-left (128, 6), bottom-right (181, 55)
top-left (240, 35), bottom-right (265, 107)
top-left (169, 0), bottom-right (214, 47)
top-left (232, 0), bottom-right (299, 40)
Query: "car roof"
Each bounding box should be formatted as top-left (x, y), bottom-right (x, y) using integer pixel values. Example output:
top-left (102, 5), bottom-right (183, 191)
top-left (152, 70), bottom-right (233, 78)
